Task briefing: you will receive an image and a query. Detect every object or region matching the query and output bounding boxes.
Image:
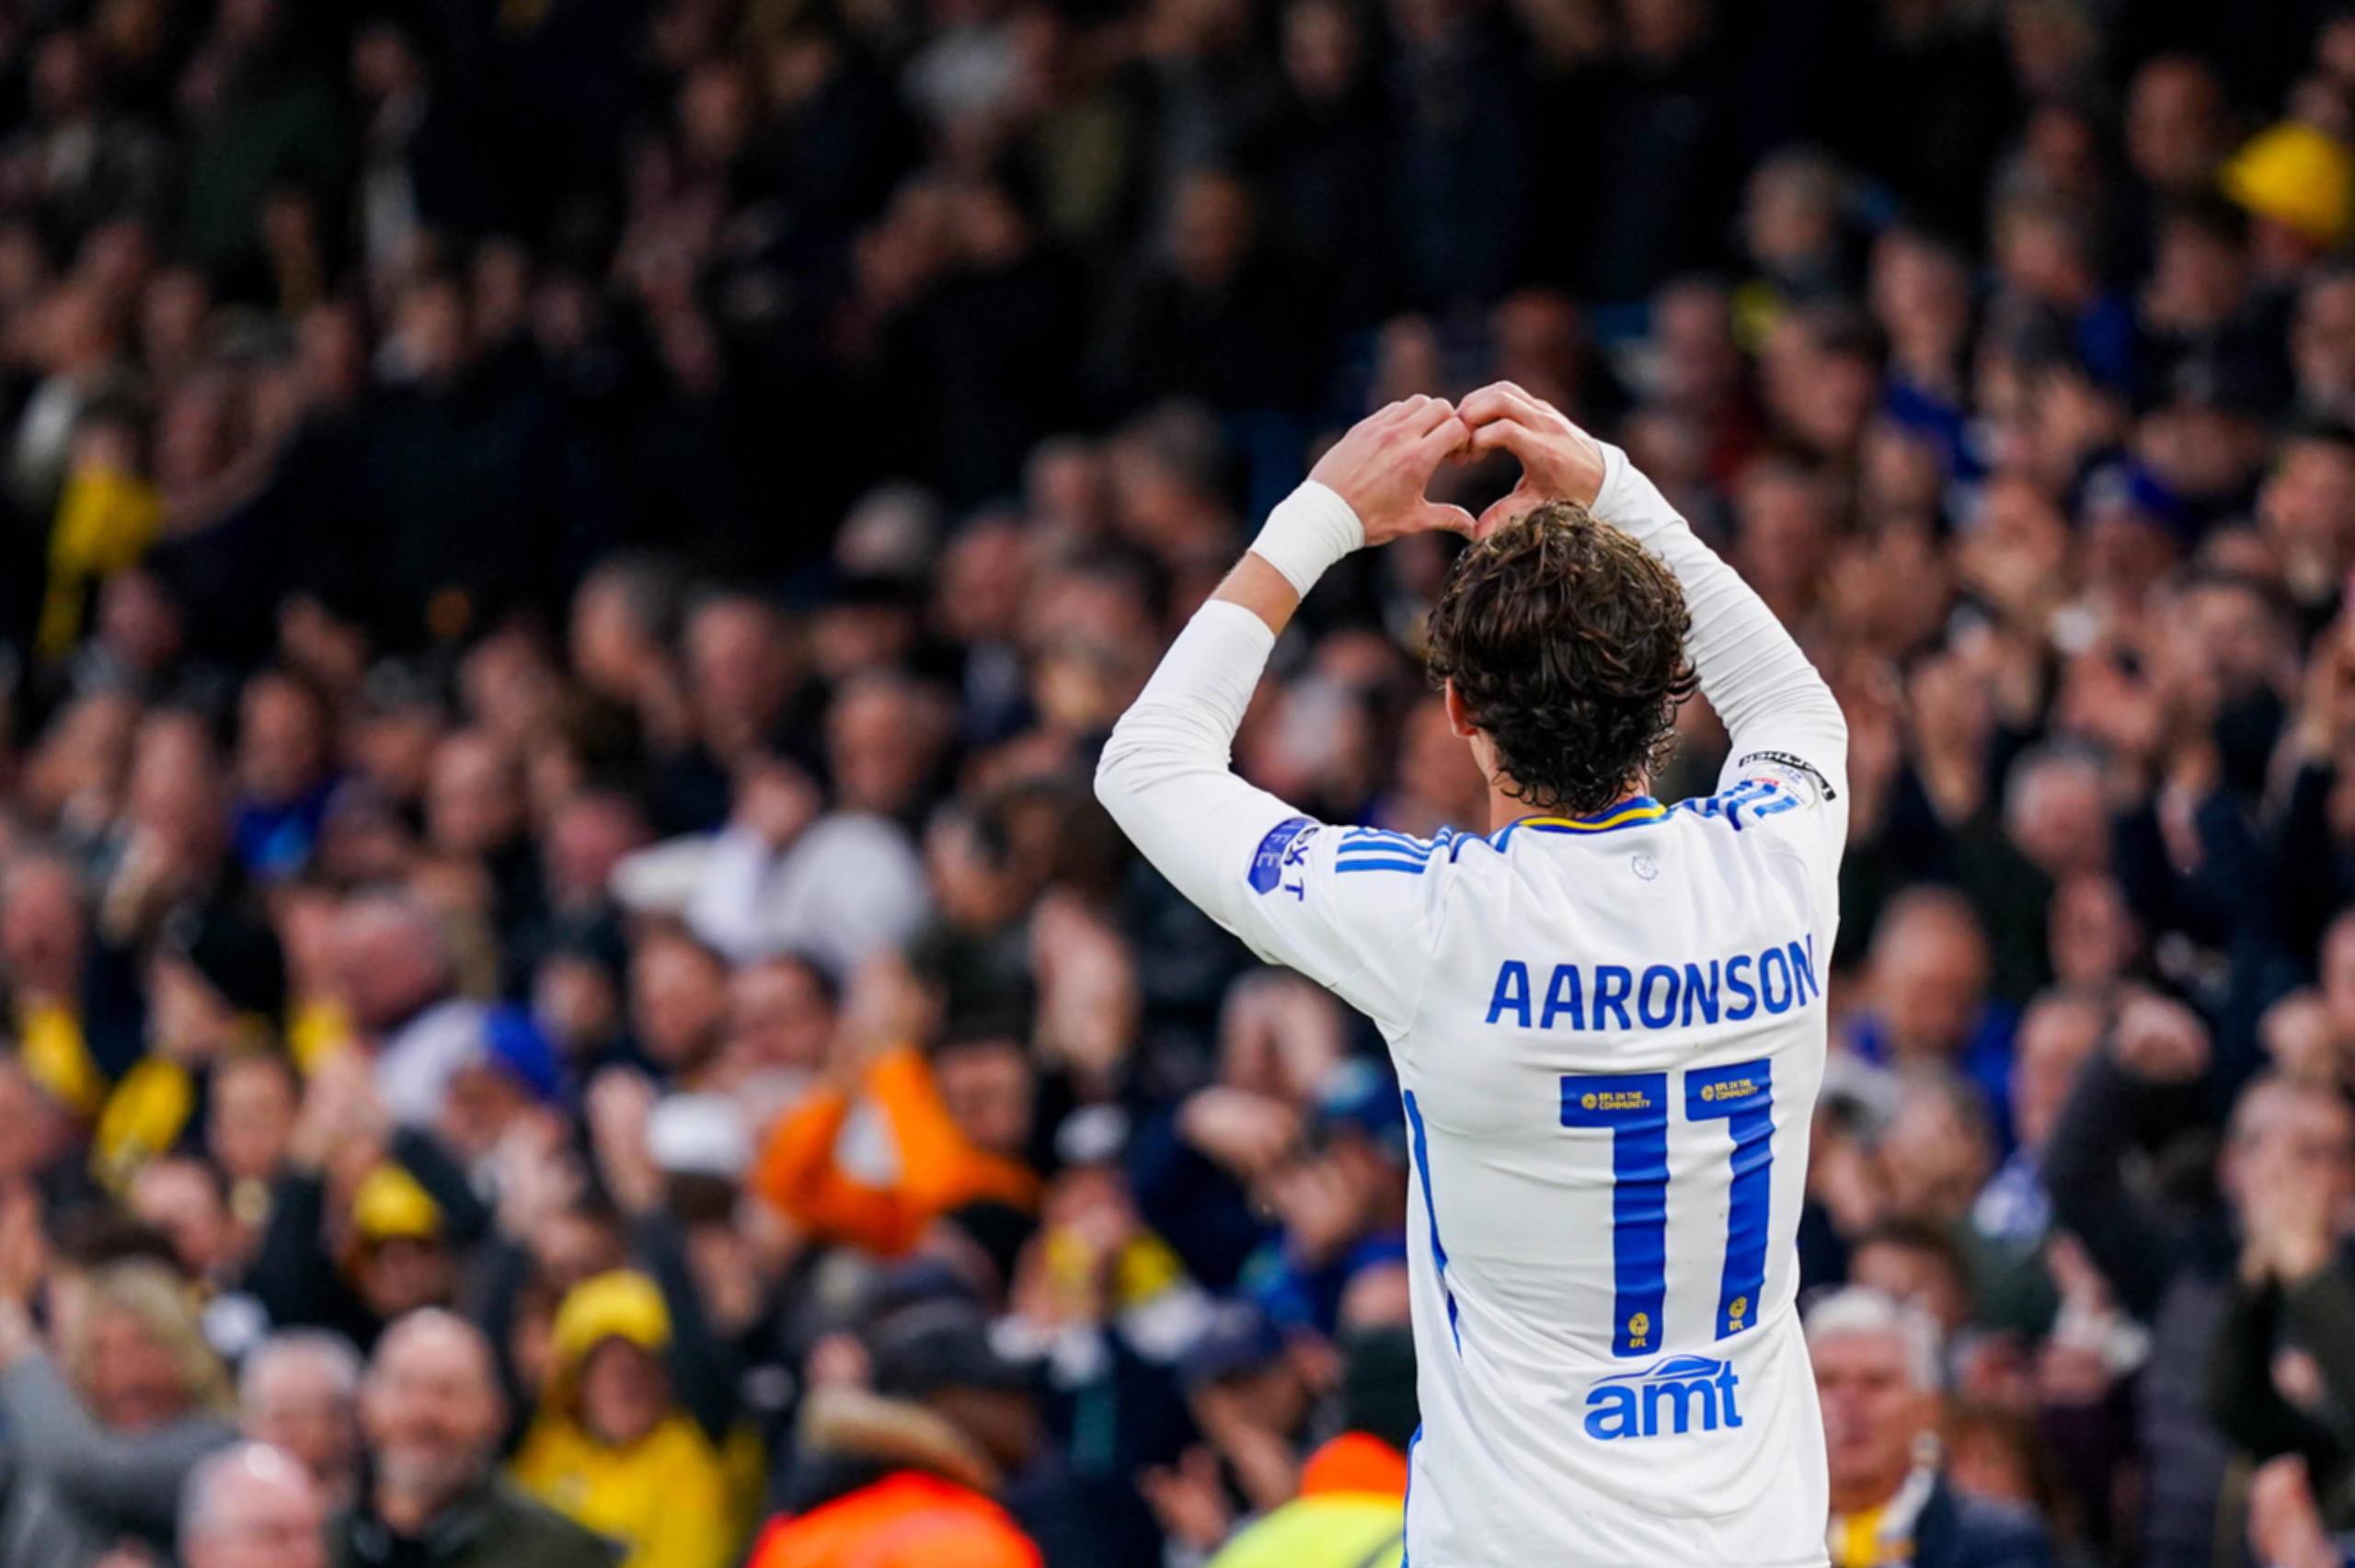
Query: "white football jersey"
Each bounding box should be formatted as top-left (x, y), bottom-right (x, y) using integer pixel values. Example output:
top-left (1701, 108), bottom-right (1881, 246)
top-left (1096, 442), bottom-right (1847, 1566)
top-left (1220, 758), bottom-right (1841, 1566)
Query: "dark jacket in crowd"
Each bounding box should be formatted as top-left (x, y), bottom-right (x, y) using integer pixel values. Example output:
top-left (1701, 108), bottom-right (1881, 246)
top-left (2043, 1052), bottom-right (2240, 1568)
top-left (1911, 1475), bottom-right (2054, 1568)
top-left (2208, 1250), bottom-right (2355, 1529)
top-left (336, 1475), bottom-right (619, 1568)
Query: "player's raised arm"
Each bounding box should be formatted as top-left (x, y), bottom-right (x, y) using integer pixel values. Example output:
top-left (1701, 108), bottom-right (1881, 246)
top-left (1458, 383), bottom-right (1850, 810)
top-left (1092, 398), bottom-right (1472, 1024)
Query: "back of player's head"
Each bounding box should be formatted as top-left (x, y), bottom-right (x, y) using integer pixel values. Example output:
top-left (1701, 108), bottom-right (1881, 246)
top-left (1425, 501), bottom-right (1696, 817)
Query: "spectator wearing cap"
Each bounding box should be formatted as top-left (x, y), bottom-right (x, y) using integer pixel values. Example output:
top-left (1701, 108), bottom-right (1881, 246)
top-left (245, 1056), bottom-right (491, 1349)
top-left (2223, 120), bottom-right (2355, 284)
top-left (511, 1271), bottom-right (742, 1568)
top-left (437, 1004), bottom-right (567, 1171)
top-left (339, 1310), bottom-right (615, 1568)
top-left (1813, 1287), bottom-right (2051, 1568)
top-left (860, 1297), bottom-right (1143, 1568)
top-left (746, 1302), bottom-right (1043, 1568)
top-left (181, 1441), bottom-right (329, 1568)
top-left (2079, 458), bottom-right (2196, 617)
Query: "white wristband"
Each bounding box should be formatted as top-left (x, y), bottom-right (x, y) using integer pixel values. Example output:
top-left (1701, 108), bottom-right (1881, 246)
top-left (1246, 480), bottom-right (1364, 597)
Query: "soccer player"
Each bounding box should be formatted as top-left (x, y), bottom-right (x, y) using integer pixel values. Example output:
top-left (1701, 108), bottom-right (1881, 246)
top-left (1095, 386), bottom-right (1846, 1565)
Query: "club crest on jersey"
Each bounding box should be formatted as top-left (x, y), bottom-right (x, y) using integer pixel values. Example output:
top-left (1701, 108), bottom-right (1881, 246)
top-left (1583, 1356), bottom-right (1743, 1442)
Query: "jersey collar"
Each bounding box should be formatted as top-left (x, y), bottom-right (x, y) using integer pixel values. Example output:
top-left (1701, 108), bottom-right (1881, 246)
top-left (1516, 796), bottom-right (1668, 835)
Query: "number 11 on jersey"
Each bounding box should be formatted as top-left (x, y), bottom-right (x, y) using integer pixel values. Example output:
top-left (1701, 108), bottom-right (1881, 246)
top-left (1560, 1059), bottom-right (1774, 1357)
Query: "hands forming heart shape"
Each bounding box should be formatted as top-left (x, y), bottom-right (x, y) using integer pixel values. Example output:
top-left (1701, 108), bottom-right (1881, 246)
top-left (1307, 381), bottom-right (1611, 548)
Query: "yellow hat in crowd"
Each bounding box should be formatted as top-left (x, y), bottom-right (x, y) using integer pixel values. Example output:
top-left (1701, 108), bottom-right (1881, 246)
top-left (551, 1270), bottom-right (674, 1369)
top-left (350, 1164), bottom-right (443, 1244)
top-left (2223, 120), bottom-right (2355, 250)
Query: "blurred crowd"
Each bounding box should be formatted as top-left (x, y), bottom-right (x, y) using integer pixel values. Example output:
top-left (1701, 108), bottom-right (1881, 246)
top-left (2, 0), bottom-right (2355, 1567)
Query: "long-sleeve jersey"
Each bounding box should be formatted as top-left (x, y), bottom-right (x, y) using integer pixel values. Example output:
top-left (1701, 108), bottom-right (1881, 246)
top-left (1096, 443), bottom-right (1848, 1567)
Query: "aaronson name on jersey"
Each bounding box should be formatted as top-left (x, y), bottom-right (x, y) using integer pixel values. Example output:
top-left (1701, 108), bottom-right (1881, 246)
top-left (1482, 936), bottom-right (1822, 1032)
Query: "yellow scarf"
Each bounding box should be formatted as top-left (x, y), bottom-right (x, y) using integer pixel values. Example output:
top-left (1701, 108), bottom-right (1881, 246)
top-left (36, 465), bottom-right (163, 662)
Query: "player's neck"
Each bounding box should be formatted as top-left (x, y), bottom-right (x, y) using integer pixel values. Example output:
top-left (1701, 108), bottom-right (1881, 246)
top-left (1485, 780), bottom-right (1646, 835)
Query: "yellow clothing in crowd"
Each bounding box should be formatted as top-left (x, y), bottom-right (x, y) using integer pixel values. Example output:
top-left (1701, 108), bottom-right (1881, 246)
top-left (37, 464), bottom-right (163, 662)
top-left (513, 1412), bottom-right (741, 1568)
top-left (17, 999), bottom-right (106, 1116)
top-left (511, 1270), bottom-right (749, 1568)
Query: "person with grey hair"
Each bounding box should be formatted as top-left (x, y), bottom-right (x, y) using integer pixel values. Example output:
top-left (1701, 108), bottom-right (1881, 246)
top-left (181, 1442), bottom-right (327, 1568)
top-left (1809, 1287), bottom-right (2051, 1568)
top-left (337, 1309), bottom-right (614, 1568)
top-left (241, 1330), bottom-right (365, 1506)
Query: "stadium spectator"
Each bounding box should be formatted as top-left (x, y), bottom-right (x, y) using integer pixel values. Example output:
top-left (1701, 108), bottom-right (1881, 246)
top-left (179, 1441), bottom-right (329, 1568)
top-left (0, 1253), bottom-right (238, 1568)
top-left (239, 1329), bottom-right (365, 1507)
top-left (339, 1310), bottom-right (614, 1568)
top-left (0, 4), bottom-right (2348, 1562)
top-left (1809, 1287), bottom-right (2052, 1568)
top-left (511, 1270), bottom-right (741, 1568)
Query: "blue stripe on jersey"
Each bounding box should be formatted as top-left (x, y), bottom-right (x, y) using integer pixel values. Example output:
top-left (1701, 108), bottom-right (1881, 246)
top-left (1338, 829), bottom-right (1435, 856)
top-left (1686, 1059), bottom-right (1775, 1339)
top-left (1673, 779), bottom-right (1799, 831)
top-left (1334, 857), bottom-right (1430, 875)
top-left (1402, 1092), bottom-right (1461, 1352)
top-left (1560, 1073), bottom-right (1671, 1357)
top-left (1401, 1425), bottom-right (1419, 1568)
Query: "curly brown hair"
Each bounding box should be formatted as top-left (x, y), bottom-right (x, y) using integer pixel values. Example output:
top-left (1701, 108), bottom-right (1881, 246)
top-left (1425, 500), bottom-right (1698, 817)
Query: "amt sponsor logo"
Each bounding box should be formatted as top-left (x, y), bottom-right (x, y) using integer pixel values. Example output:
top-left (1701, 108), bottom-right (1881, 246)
top-left (1582, 1355), bottom-right (1742, 1441)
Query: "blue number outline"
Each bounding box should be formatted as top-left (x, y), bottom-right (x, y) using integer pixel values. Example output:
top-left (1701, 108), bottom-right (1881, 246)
top-left (1558, 1073), bottom-right (1671, 1357)
top-left (1685, 1059), bottom-right (1774, 1340)
top-left (1559, 1059), bottom-right (1775, 1356)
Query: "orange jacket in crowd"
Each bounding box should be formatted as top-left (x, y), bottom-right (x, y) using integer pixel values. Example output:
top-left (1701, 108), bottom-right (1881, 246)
top-left (741, 1471), bottom-right (1043, 1568)
top-left (752, 1045), bottom-right (1039, 1255)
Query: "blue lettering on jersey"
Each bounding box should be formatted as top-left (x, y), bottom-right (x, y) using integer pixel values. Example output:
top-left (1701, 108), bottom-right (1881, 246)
top-left (1483, 940), bottom-right (1817, 1031)
top-left (1486, 960), bottom-right (1533, 1027)
top-left (1583, 1356), bottom-right (1743, 1441)
top-left (1724, 955), bottom-right (1757, 1020)
top-left (1593, 966), bottom-right (1635, 1030)
top-left (1542, 964), bottom-right (1584, 1030)
top-left (1636, 966), bottom-right (1679, 1029)
top-left (1681, 961), bottom-right (1719, 1025)
top-left (1249, 818), bottom-right (1315, 895)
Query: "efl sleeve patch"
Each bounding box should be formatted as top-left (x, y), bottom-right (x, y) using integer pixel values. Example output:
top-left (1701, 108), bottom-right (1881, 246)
top-left (1247, 817), bottom-right (1317, 894)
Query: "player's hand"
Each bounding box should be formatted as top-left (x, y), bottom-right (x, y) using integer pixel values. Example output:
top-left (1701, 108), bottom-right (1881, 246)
top-left (1308, 395), bottom-right (1476, 544)
top-left (1458, 381), bottom-right (1608, 530)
